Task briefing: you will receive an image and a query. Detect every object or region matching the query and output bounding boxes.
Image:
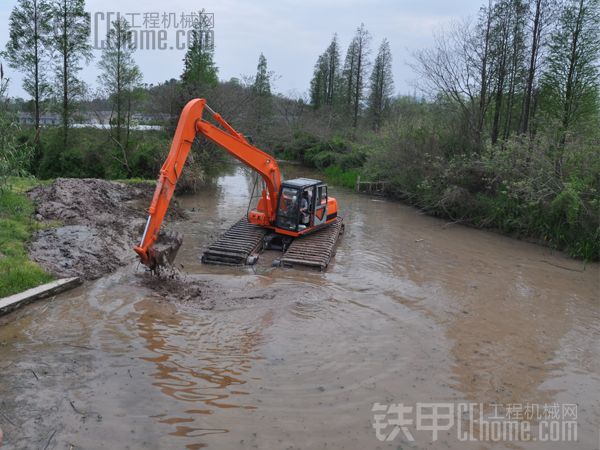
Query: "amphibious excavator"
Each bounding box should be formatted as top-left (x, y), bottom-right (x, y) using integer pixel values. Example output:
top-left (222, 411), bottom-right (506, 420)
top-left (134, 99), bottom-right (343, 270)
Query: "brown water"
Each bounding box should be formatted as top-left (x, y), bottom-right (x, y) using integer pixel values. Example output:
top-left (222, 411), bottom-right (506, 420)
top-left (1, 165), bottom-right (598, 449)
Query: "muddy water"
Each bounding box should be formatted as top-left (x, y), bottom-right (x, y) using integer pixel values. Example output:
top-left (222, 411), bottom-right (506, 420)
top-left (1, 165), bottom-right (598, 450)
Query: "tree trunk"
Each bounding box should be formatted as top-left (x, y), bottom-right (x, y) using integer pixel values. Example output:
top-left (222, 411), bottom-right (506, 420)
top-left (521, 0), bottom-right (542, 134)
top-left (62, 2), bottom-right (68, 149)
top-left (477, 1), bottom-right (493, 151)
top-left (116, 39), bottom-right (122, 147)
top-left (33, 0), bottom-right (40, 134)
top-left (560, 0), bottom-right (584, 146)
top-left (353, 44), bottom-right (362, 128)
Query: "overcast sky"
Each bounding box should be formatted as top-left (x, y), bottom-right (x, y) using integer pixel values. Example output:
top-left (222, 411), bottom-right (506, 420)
top-left (0, 0), bottom-right (483, 99)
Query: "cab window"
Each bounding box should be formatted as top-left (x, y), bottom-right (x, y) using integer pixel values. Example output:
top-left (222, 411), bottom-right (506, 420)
top-left (277, 187), bottom-right (299, 217)
top-left (276, 187), bottom-right (301, 230)
top-left (316, 185), bottom-right (327, 206)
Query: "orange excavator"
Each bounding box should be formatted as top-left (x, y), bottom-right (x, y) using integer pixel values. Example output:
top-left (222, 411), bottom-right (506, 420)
top-left (134, 99), bottom-right (343, 270)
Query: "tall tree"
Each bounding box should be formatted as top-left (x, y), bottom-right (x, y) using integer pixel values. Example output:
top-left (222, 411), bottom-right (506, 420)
top-left (309, 34), bottom-right (341, 109)
top-left (252, 53), bottom-right (272, 133)
top-left (51, 0), bottom-right (92, 148)
top-left (342, 24), bottom-right (371, 128)
top-left (324, 34), bottom-right (341, 106)
top-left (476, 0), bottom-right (495, 148)
top-left (3, 0), bottom-right (52, 135)
top-left (310, 53), bottom-right (328, 108)
top-left (181, 16), bottom-right (218, 88)
top-left (541, 0), bottom-right (600, 144)
top-left (520, 0), bottom-right (552, 134)
top-left (489, 0), bottom-right (528, 143)
top-left (502, 0), bottom-right (528, 140)
top-left (367, 38), bottom-right (394, 130)
top-left (97, 17), bottom-right (142, 175)
top-left (412, 13), bottom-right (495, 151)
top-left (253, 53), bottom-right (271, 97)
top-left (490, 0), bottom-right (515, 144)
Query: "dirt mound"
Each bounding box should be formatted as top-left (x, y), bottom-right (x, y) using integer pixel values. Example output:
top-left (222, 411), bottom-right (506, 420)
top-left (141, 272), bottom-right (214, 309)
top-left (28, 178), bottom-right (152, 226)
top-left (28, 178), bottom-right (180, 280)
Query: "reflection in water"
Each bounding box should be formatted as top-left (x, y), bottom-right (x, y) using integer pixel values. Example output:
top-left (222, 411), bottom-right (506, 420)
top-left (135, 298), bottom-right (273, 448)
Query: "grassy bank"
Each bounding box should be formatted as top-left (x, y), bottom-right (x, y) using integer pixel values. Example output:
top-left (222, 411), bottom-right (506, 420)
top-left (0, 179), bottom-right (53, 297)
top-left (272, 131), bottom-right (599, 261)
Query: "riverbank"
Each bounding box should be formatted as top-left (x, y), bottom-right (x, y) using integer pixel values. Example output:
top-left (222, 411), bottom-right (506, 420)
top-left (0, 178), bottom-right (161, 298)
top-left (273, 132), bottom-right (599, 261)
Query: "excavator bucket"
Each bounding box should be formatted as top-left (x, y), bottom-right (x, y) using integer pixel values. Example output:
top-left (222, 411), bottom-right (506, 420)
top-left (148, 231), bottom-right (183, 270)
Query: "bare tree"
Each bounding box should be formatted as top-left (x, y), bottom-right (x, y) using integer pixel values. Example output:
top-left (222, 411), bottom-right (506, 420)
top-left (97, 17), bottom-right (142, 176)
top-left (412, 14), bottom-right (495, 151)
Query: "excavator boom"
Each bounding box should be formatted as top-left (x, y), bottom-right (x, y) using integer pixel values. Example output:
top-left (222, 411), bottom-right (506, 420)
top-left (134, 98), bottom-right (282, 268)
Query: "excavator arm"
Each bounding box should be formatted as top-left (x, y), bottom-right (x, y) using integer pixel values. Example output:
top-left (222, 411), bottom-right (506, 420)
top-left (134, 98), bottom-right (281, 268)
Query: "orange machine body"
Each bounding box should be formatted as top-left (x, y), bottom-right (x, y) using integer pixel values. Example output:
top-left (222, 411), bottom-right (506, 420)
top-left (134, 99), bottom-right (338, 268)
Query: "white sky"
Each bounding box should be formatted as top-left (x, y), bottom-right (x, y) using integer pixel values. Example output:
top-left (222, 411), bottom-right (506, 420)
top-left (0, 0), bottom-right (483, 99)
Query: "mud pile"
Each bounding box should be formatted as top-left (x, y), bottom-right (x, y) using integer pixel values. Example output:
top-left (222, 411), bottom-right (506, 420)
top-left (27, 178), bottom-right (175, 280)
top-left (141, 272), bottom-right (213, 308)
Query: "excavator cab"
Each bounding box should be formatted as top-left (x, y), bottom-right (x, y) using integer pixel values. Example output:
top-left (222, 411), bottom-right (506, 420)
top-left (275, 178), bottom-right (330, 233)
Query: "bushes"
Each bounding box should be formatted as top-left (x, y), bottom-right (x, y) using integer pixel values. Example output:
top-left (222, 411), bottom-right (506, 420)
top-left (0, 104), bottom-right (33, 191)
top-left (364, 125), bottom-right (599, 260)
top-left (323, 166), bottom-right (360, 189)
top-left (274, 133), bottom-right (366, 172)
top-left (35, 127), bottom-right (172, 180)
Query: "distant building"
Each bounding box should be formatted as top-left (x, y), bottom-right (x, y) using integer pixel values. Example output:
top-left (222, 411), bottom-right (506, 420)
top-left (17, 112), bottom-right (61, 126)
top-left (131, 112), bottom-right (172, 124)
top-left (16, 110), bottom-right (171, 128)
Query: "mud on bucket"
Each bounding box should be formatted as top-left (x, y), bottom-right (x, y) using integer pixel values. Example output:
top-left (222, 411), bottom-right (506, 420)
top-left (150, 230), bottom-right (183, 269)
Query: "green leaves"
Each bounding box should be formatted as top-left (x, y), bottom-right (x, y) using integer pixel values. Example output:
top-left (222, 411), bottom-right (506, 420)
top-left (540, 0), bottom-right (600, 139)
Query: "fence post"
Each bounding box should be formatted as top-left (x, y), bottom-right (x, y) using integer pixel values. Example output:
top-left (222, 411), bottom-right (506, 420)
top-left (355, 175), bottom-right (361, 193)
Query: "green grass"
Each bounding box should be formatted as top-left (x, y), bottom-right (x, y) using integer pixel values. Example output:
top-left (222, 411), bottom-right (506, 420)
top-left (115, 178), bottom-right (156, 185)
top-left (323, 165), bottom-right (360, 189)
top-left (0, 178), bottom-right (53, 297)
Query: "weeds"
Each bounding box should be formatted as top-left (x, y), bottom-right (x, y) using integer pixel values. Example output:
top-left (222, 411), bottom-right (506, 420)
top-left (0, 180), bottom-right (53, 297)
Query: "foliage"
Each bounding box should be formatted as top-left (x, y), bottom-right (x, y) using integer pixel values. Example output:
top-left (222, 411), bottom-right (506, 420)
top-left (181, 13), bottom-right (218, 88)
top-left (97, 17), bottom-right (143, 175)
top-left (251, 53), bottom-right (273, 133)
top-left (253, 53), bottom-right (272, 97)
top-left (367, 38), bottom-right (394, 130)
top-left (323, 165), bottom-right (360, 189)
top-left (540, 0), bottom-right (600, 140)
top-left (341, 24), bottom-right (371, 128)
top-left (36, 127), bottom-right (170, 179)
top-left (51, 0), bottom-right (92, 147)
top-left (0, 74), bottom-right (34, 190)
top-left (363, 117), bottom-right (600, 259)
top-left (310, 34), bottom-right (341, 108)
top-left (3, 0), bottom-right (53, 131)
top-left (0, 182), bottom-right (53, 297)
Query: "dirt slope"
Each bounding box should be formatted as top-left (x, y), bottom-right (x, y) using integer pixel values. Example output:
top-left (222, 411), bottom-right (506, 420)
top-left (27, 178), bottom-right (169, 280)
